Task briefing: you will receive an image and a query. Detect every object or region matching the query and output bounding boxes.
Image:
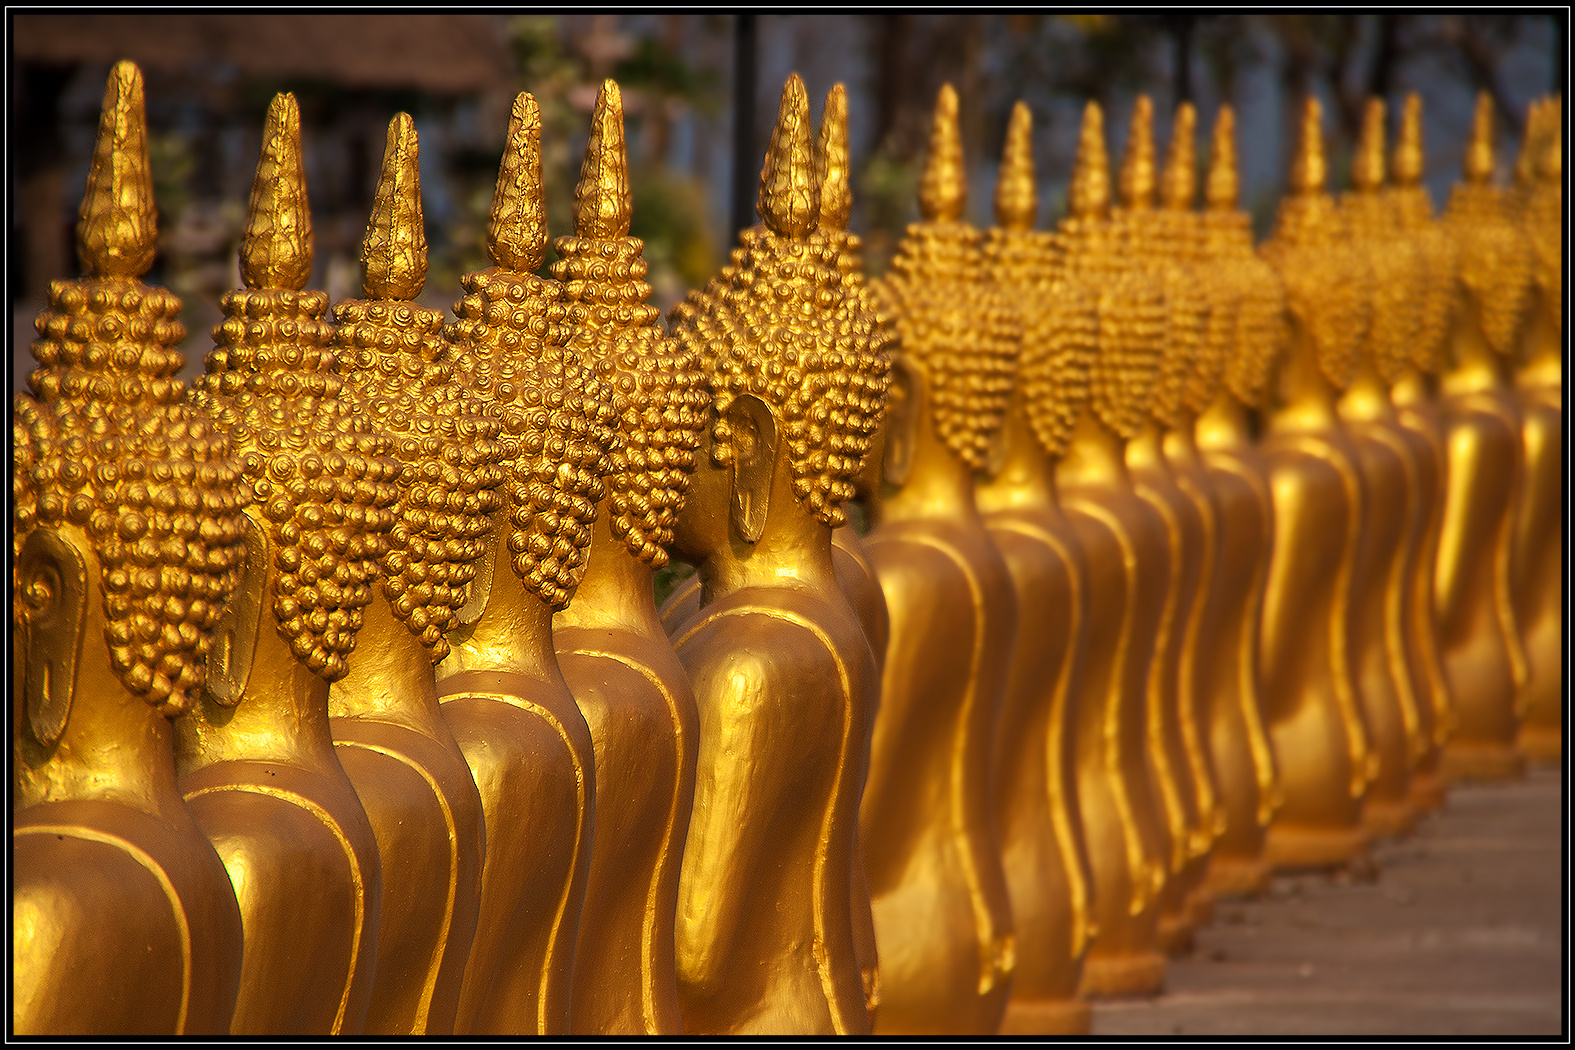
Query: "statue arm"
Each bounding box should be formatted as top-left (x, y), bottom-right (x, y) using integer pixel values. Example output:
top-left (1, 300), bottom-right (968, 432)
top-left (1433, 423), bottom-right (1487, 629)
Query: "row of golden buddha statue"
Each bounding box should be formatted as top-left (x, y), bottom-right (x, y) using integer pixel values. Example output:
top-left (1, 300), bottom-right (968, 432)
top-left (12, 59), bottom-right (1562, 1035)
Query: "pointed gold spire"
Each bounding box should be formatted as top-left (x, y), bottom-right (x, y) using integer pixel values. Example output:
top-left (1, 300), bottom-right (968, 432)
top-left (1118, 94), bottom-right (1157, 208)
top-left (1289, 95), bottom-right (1327, 195)
top-left (758, 73), bottom-right (819, 238)
top-left (574, 79), bottom-right (632, 240)
top-left (1205, 105), bottom-right (1239, 211)
top-left (1392, 92), bottom-right (1425, 186)
top-left (77, 60), bottom-right (157, 279)
top-left (489, 92), bottom-right (547, 272)
top-left (994, 100), bottom-right (1037, 230)
top-left (1463, 91), bottom-right (1495, 184)
top-left (1537, 97), bottom-right (1562, 181)
top-left (1352, 97), bottom-right (1387, 192)
top-left (1070, 100), bottom-right (1111, 219)
top-left (1515, 98), bottom-right (1543, 187)
top-left (240, 93), bottom-right (313, 291)
top-left (361, 112), bottom-right (427, 300)
top-left (918, 83), bottom-right (966, 222)
top-left (816, 83), bottom-right (852, 231)
top-left (1160, 101), bottom-right (1197, 211)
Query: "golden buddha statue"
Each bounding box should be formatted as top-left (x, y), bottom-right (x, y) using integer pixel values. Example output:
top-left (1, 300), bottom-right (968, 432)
top-left (437, 92), bottom-right (610, 1035)
top-left (1256, 96), bottom-right (1375, 871)
top-left (1114, 96), bottom-right (1213, 954)
top-left (1510, 98), bottom-right (1561, 762)
top-left (658, 84), bottom-right (893, 1026)
top-left (1385, 94), bottom-right (1458, 810)
top-left (664, 73), bottom-right (888, 1035)
top-left (1193, 105), bottom-right (1288, 897)
top-left (543, 81), bottom-right (708, 1036)
top-left (181, 101), bottom-right (400, 1037)
top-left (1055, 101), bottom-right (1172, 998)
top-left (1435, 93), bottom-right (1534, 781)
top-left (322, 111), bottom-right (501, 1035)
top-left (975, 100), bottom-right (1097, 1035)
top-left (13, 60), bottom-right (247, 1035)
top-left (859, 82), bottom-right (1019, 1034)
top-left (1337, 98), bottom-right (1429, 839)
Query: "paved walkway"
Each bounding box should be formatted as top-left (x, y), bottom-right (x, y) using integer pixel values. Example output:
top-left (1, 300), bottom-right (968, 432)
top-left (1094, 765), bottom-right (1565, 1037)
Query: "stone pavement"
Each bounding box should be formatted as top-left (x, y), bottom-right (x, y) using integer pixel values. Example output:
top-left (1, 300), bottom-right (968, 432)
top-left (1093, 765), bottom-right (1565, 1037)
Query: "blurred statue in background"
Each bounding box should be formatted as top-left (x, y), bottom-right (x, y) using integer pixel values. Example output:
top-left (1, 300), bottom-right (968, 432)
top-left (976, 100), bottom-right (1096, 1035)
top-left (13, 60), bottom-right (247, 1036)
top-left (1435, 93), bottom-right (1534, 782)
top-left (665, 74), bottom-right (888, 1035)
top-left (861, 82), bottom-right (1020, 1034)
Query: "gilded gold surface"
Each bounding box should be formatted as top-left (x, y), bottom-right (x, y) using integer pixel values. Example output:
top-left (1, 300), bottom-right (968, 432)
top-left (14, 60), bottom-right (247, 1035)
top-left (1195, 104), bottom-right (1286, 897)
top-left (1055, 101), bottom-right (1170, 999)
top-left (437, 90), bottom-right (608, 1035)
top-left (547, 80), bottom-right (707, 1036)
top-left (977, 100), bottom-right (1096, 1035)
top-left (1435, 93), bottom-right (1532, 781)
top-left (861, 82), bottom-right (1019, 1034)
top-left (664, 73), bottom-right (886, 1034)
top-left (1257, 97), bottom-right (1375, 871)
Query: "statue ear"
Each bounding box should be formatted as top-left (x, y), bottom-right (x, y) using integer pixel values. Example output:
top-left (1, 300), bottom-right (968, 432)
top-left (204, 514), bottom-right (269, 708)
top-left (726, 394), bottom-right (777, 544)
top-left (453, 513), bottom-right (497, 628)
top-left (18, 528), bottom-right (89, 748)
top-left (883, 356), bottom-right (922, 487)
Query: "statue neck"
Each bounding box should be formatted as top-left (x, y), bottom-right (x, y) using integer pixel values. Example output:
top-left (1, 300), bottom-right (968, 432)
top-left (1056, 407), bottom-right (1133, 490)
top-left (1388, 365), bottom-right (1435, 408)
top-left (876, 403), bottom-right (984, 529)
top-left (976, 393), bottom-right (1058, 516)
top-left (328, 589), bottom-right (444, 737)
top-left (1195, 386), bottom-right (1255, 452)
top-left (699, 456), bottom-right (841, 606)
top-left (1517, 304), bottom-right (1563, 388)
top-left (436, 506), bottom-right (565, 690)
top-left (1269, 325), bottom-right (1342, 433)
top-left (175, 570), bottom-right (342, 780)
top-left (1337, 356), bottom-right (1398, 424)
top-left (14, 624), bottom-right (188, 824)
top-left (1442, 301), bottom-right (1506, 395)
top-left (1125, 418), bottom-right (1172, 471)
top-left (552, 510), bottom-right (664, 638)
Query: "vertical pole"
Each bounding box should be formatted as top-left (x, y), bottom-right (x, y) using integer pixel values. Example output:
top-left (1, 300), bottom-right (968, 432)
top-left (731, 13), bottom-right (759, 236)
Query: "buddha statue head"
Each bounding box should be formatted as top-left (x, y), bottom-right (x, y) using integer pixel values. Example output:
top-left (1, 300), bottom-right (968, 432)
top-left (668, 74), bottom-right (889, 557)
top-left (446, 92), bottom-right (614, 612)
top-left (1387, 94), bottom-right (1458, 379)
top-left (1260, 96), bottom-right (1369, 395)
top-left (14, 62), bottom-right (247, 754)
top-left (1059, 100), bottom-right (1165, 442)
top-left (190, 92), bottom-right (403, 698)
top-left (1440, 92), bottom-right (1534, 362)
top-left (870, 83), bottom-right (1018, 484)
top-left (1520, 98), bottom-right (1562, 344)
top-left (549, 80), bottom-right (709, 570)
top-left (1201, 106), bottom-right (1289, 412)
top-left (1161, 101), bottom-right (1230, 421)
top-left (327, 113), bottom-right (506, 659)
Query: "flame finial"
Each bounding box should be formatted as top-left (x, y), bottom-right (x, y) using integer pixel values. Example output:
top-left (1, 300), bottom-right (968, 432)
top-left (1205, 105), bottom-right (1239, 211)
top-left (1353, 97), bottom-right (1387, 192)
top-left (575, 80), bottom-right (632, 239)
top-left (1161, 101), bottom-right (1197, 211)
top-left (489, 93), bottom-right (547, 272)
top-left (758, 73), bottom-right (819, 237)
top-left (994, 101), bottom-right (1037, 230)
top-left (1463, 91), bottom-right (1495, 184)
top-left (240, 93), bottom-right (313, 291)
top-left (1119, 95), bottom-right (1157, 208)
top-left (1392, 93), bottom-right (1425, 186)
top-left (361, 113), bottom-right (427, 300)
top-left (919, 83), bottom-right (966, 222)
top-left (77, 60), bottom-right (157, 279)
top-left (1070, 101), bottom-right (1111, 219)
top-left (1290, 95), bottom-right (1327, 195)
top-left (1537, 97), bottom-right (1562, 181)
top-left (816, 83), bottom-right (852, 231)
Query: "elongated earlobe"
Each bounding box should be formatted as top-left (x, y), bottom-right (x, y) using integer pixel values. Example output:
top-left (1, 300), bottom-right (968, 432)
top-left (727, 394), bottom-right (777, 544)
top-left (19, 529), bottom-right (88, 748)
top-left (204, 515), bottom-right (268, 707)
top-left (883, 357), bottom-right (920, 487)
